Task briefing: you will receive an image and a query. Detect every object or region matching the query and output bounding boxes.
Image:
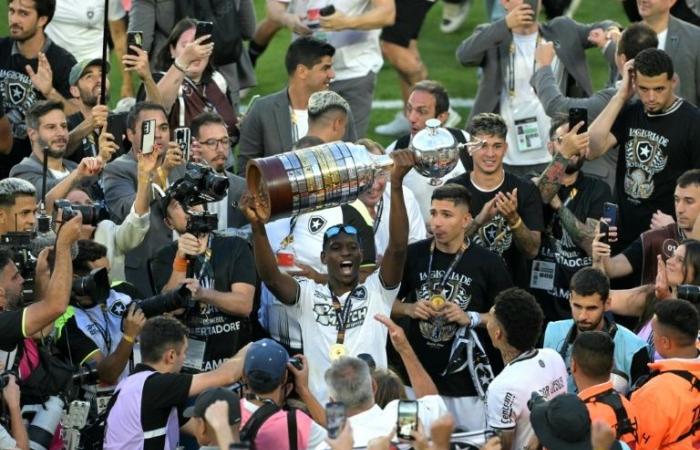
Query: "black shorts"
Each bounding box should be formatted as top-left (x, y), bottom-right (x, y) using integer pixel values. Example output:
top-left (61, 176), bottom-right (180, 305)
top-left (380, 0), bottom-right (435, 48)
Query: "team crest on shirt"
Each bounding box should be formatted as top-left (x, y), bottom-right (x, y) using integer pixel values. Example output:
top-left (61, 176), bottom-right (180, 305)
top-left (110, 300), bottom-right (127, 317)
top-left (308, 216), bottom-right (327, 233)
top-left (623, 129), bottom-right (669, 201)
top-left (417, 278), bottom-right (473, 345)
top-left (474, 215), bottom-right (512, 256)
top-left (8, 82), bottom-right (27, 104)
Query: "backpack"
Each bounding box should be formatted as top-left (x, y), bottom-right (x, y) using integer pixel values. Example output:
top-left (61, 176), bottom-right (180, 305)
top-left (174, 0), bottom-right (243, 66)
top-left (239, 401), bottom-right (298, 450)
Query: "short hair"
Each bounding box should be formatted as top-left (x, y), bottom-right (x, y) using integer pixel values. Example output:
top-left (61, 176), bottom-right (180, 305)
top-left (25, 100), bottom-right (63, 130)
top-left (431, 183), bottom-right (471, 209)
top-left (190, 111), bottom-right (226, 139)
top-left (126, 101), bottom-right (168, 132)
top-left (617, 23), bottom-right (658, 60)
top-left (324, 357), bottom-right (373, 410)
top-left (292, 135), bottom-right (324, 150)
top-left (570, 268), bottom-right (610, 302)
top-left (548, 113), bottom-right (569, 139)
top-left (0, 247), bottom-right (14, 273)
top-left (411, 80), bottom-right (450, 116)
top-left (468, 113), bottom-right (508, 140)
top-left (572, 331), bottom-right (614, 379)
top-left (140, 316), bottom-right (189, 364)
top-left (11, 0), bottom-right (57, 26)
top-left (634, 48), bottom-right (674, 80)
top-left (0, 178), bottom-right (36, 208)
top-left (493, 288), bottom-right (544, 352)
top-left (356, 138), bottom-right (384, 155)
top-left (677, 169), bottom-right (700, 189)
top-left (73, 240), bottom-right (107, 276)
top-left (284, 37), bottom-right (335, 76)
top-left (655, 299), bottom-right (699, 346)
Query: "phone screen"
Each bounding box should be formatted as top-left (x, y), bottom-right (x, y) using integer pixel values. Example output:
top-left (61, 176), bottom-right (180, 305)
top-left (602, 202), bottom-right (619, 228)
top-left (195, 21), bottom-right (214, 44)
top-left (568, 108), bottom-right (588, 134)
top-left (175, 127), bottom-right (191, 161)
top-left (127, 31), bottom-right (143, 57)
top-left (397, 400), bottom-right (419, 440)
top-left (141, 119), bottom-right (156, 154)
top-left (326, 402), bottom-right (346, 439)
top-left (599, 221), bottom-right (610, 245)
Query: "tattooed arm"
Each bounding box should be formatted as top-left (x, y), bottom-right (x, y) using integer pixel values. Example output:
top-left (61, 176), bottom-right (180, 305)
top-left (557, 206), bottom-right (598, 256)
top-left (537, 153), bottom-right (568, 203)
top-left (537, 122), bottom-right (589, 203)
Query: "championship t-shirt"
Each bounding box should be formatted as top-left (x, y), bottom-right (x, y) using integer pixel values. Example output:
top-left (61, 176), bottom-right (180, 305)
top-left (610, 99), bottom-right (700, 247)
top-left (285, 272), bottom-right (399, 402)
top-left (529, 175), bottom-right (611, 322)
top-left (0, 37), bottom-right (76, 178)
top-left (486, 348), bottom-right (567, 450)
top-left (447, 172), bottom-right (545, 288)
top-left (397, 239), bottom-right (513, 397)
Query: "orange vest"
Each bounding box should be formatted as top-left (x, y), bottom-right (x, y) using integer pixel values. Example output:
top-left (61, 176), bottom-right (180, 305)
top-left (579, 381), bottom-right (639, 449)
top-left (630, 358), bottom-right (700, 450)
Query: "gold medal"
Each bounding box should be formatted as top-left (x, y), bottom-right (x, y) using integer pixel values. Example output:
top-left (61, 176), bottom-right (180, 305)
top-left (430, 294), bottom-right (446, 310)
top-left (329, 343), bottom-right (347, 361)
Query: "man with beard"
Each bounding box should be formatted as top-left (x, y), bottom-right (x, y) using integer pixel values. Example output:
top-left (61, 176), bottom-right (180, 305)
top-left (190, 112), bottom-right (247, 230)
top-left (530, 114), bottom-right (612, 322)
top-left (543, 267), bottom-right (650, 393)
top-left (10, 100), bottom-right (104, 200)
top-left (588, 48), bottom-right (700, 250)
top-left (0, 0), bottom-right (78, 179)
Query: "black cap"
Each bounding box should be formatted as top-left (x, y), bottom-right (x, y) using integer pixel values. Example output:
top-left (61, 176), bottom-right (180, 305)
top-left (183, 388), bottom-right (241, 424)
top-left (530, 393), bottom-right (592, 450)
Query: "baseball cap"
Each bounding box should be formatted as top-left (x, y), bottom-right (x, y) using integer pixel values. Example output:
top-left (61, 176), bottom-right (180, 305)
top-left (530, 393), bottom-right (592, 450)
top-left (307, 90), bottom-right (350, 116)
top-left (183, 387), bottom-right (241, 424)
top-left (69, 58), bottom-right (111, 86)
top-left (244, 338), bottom-right (290, 393)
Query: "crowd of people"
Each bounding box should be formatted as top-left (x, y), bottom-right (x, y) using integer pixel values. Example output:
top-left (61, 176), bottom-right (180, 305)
top-left (0, 0), bottom-right (699, 449)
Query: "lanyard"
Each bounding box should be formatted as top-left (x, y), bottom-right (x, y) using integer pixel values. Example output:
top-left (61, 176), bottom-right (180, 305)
top-left (508, 33), bottom-right (540, 97)
top-left (196, 234), bottom-right (214, 281)
top-left (373, 198), bottom-right (384, 235)
top-left (279, 215), bottom-right (299, 249)
top-left (329, 287), bottom-right (358, 345)
top-left (426, 240), bottom-right (468, 295)
top-left (85, 307), bottom-right (112, 354)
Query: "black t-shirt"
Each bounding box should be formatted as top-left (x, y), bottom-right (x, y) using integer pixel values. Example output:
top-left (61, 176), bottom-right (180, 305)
top-left (152, 234), bottom-right (256, 372)
top-left (0, 309), bottom-right (25, 351)
top-left (66, 111), bottom-right (129, 164)
top-left (396, 239), bottom-right (513, 396)
top-left (55, 316), bottom-right (100, 367)
top-left (529, 175), bottom-right (611, 322)
top-left (447, 172), bottom-right (545, 288)
top-left (0, 37), bottom-right (76, 178)
top-left (611, 99), bottom-right (700, 247)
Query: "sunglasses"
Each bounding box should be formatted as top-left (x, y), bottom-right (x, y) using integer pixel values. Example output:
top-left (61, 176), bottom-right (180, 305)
top-left (324, 224), bottom-right (358, 239)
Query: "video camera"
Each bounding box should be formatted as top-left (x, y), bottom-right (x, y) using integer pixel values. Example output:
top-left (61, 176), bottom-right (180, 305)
top-left (167, 163), bottom-right (229, 236)
top-left (53, 199), bottom-right (110, 227)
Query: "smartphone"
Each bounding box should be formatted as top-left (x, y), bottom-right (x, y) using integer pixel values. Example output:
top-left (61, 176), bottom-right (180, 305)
top-left (320, 4), bottom-right (336, 16)
top-left (106, 112), bottom-right (126, 152)
top-left (141, 119), bottom-right (156, 154)
top-left (602, 202), bottom-right (619, 228)
top-left (524, 0), bottom-right (539, 17)
top-left (174, 127), bottom-right (191, 161)
top-left (195, 21), bottom-right (214, 44)
top-left (325, 402), bottom-right (346, 440)
top-left (127, 31), bottom-right (143, 57)
top-left (568, 107), bottom-right (588, 134)
top-left (397, 400), bottom-right (419, 440)
top-left (599, 220), bottom-right (610, 245)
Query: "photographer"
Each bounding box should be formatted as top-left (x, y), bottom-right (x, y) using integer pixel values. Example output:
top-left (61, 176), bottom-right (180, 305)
top-left (0, 178), bottom-right (37, 235)
top-left (44, 146), bottom-right (159, 284)
top-left (152, 194), bottom-right (255, 373)
top-left (0, 375), bottom-right (29, 450)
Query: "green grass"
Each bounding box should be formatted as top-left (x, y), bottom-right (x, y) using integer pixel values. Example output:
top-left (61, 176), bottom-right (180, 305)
top-left (0, 0), bottom-right (627, 148)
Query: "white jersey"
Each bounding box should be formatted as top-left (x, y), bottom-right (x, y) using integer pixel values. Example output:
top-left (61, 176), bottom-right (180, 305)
top-left (486, 348), bottom-right (567, 450)
top-left (285, 272), bottom-right (399, 402)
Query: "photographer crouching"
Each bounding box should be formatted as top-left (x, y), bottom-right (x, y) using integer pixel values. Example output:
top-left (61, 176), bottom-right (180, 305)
top-left (151, 164), bottom-right (256, 374)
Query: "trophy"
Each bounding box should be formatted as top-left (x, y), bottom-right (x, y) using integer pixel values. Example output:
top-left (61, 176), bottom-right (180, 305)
top-left (245, 120), bottom-right (483, 220)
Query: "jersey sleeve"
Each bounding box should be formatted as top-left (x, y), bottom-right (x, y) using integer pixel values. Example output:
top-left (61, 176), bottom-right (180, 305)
top-left (55, 318), bottom-right (101, 367)
top-left (610, 103), bottom-right (633, 148)
top-left (287, 277), bottom-right (318, 321)
top-left (486, 380), bottom-right (519, 430)
top-left (622, 238), bottom-right (643, 276)
top-left (368, 270), bottom-right (401, 310)
top-left (0, 309), bottom-right (26, 351)
top-left (144, 372), bottom-right (193, 410)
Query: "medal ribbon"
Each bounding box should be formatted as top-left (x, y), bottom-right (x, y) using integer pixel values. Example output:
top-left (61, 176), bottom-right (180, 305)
top-left (330, 288), bottom-right (357, 345)
top-left (426, 240), bottom-right (468, 296)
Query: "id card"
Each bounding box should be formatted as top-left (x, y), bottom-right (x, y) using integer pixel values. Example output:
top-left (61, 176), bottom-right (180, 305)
top-left (184, 337), bottom-right (206, 371)
top-left (514, 116), bottom-right (543, 153)
top-left (530, 260), bottom-right (555, 291)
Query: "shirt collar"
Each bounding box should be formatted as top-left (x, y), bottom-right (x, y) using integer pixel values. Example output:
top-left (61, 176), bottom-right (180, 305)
top-left (11, 35), bottom-right (53, 56)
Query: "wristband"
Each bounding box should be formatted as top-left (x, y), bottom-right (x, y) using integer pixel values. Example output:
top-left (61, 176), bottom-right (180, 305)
top-left (122, 335), bottom-right (135, 344)
top-left (467, 311), bottom-right (481, 329)
top-left (173, 257), bottom-right (188, 273)
top-left (173, 59), bottom-right (187, 73)
top-left (509, 217), bottom-right (523, 230)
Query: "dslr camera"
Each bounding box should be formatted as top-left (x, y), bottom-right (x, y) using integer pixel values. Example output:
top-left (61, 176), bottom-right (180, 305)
top-left (53, 199), bottom-right (109, 227)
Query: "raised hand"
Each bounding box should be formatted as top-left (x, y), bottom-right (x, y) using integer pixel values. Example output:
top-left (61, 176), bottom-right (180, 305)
top-left (26, 52), bottom-right (54, 97)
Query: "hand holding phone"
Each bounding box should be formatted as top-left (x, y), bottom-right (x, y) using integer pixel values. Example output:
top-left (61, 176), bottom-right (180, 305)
top-left (141, 119), bottom-right (156, 154)
top-left (174, 128), bottom-right (191, 161)
top-left (195, 21), bottom-right (214, 44)
top-left (602, 202), bottom-right (618, 228)
top-left (568, 108), bottom-right (588, 134)
top-left (397, 400), bottom-right (419, 440)
top-left (127, 31), bottom-right (143, 57)
top-left (599, 221), bottom-right (610, 245)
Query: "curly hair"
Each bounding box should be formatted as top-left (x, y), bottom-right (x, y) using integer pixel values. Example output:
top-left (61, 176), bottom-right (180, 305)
top-left (493, 287), bottom-right (544, 352)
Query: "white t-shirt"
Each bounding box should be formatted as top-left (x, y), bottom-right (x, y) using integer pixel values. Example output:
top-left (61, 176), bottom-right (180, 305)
top-left (657, 29), bottom-right (668, 51)
top-left (49, 167), bottom-right (70, 180)
top-left (387, 136), bottom-right (468, 228)
top-left (486, 348), bottom-right (567, 450)
top-left (499, 32), bottom-right (553, 166)
top-left (45, 0), bottom-right (126, 61)
top-left (283, 0), bottom-right (383, 80)
top-left (285, 272), bottom-right (399, 402)
top-left (292, 109), bottom-right (309, 143)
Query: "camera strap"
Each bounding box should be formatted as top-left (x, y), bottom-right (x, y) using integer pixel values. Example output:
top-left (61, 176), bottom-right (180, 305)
top-left (196, 235), bottom-right (214, 281)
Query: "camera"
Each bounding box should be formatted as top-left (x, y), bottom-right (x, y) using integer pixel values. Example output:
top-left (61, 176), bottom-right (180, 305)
top-left (131, 284), bottom-right (193, 318)
top-left (72, 267), bottom-right (111, 305)
top-left (53, 199), bottom-right (109, 227)
top-left (186, 213), bottom-right (219, 236)
top-left (288, 357), bottom-right (303, 371)
top-left (169, 163), bottom-right (229, 207)
top-left (677, 285), bottom-right (700, 304)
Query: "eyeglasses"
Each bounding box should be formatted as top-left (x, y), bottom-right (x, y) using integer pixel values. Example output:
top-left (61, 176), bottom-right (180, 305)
top-left (200, 137), bottom-right (231, 149)
top-left (324, 224), bottom-right (358, 239)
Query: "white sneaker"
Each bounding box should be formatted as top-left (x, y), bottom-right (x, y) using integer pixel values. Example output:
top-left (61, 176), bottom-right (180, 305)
top-left (441, 0), bottom-right (471, 34)
top-left (444, 108), bottom-right (462, 128)
top-left (375, 111), bottom-right (410, 136)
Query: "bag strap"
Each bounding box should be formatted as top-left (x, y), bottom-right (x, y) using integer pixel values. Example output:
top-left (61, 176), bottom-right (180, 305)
top-left (287, 407), bottom-right (298, 450)
top-left (585, 389), bottom-right (637, 440)
top-left (239, 401), bottom-right (280, 449)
